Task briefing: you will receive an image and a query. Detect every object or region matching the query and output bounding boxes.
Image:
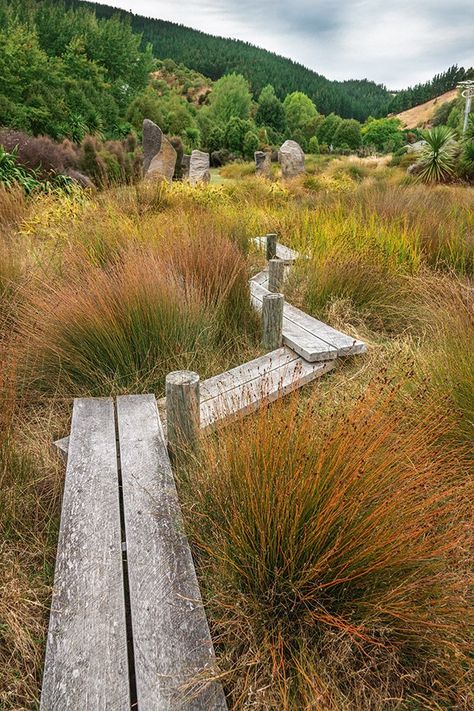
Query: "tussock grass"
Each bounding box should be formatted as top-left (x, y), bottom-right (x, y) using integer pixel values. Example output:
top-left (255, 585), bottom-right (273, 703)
top-left (179, 379), bottom-right (473, 709)
top-left (16, 237), bottom-right (259, 398)
top-left (0, 163), bottom-right (473, 709)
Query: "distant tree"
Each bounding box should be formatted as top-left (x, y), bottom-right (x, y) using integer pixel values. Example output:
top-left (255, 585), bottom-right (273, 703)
top-left (255, 84), bottom-right (286, 131)
top-left (243, 130), bottom-right (259, 159)
top-left (207, 125), bottom-right (225, 152)
top-left (317, 113), bottom-right (342, 146)
top-left (333, 118), bottom-right (362, 150)
top-left (283, 91), bottom-right (317, 134)
top-left (308, 136), bottom-right (320, 154)
top-left (361, 117), bottom-right (404, 152)
top-left (208, 73), bottom-right (252, 124)
top-left (126, 87), bottom-right (164, 132)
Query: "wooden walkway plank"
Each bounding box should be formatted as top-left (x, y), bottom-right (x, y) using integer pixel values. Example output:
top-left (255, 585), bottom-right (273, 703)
top-left (252, 236), bottom-right (300, 263)
top-left (283, 301), bottom-right (367, 356)
top-left (250, 281), bottom-right (338, 361)
top-left (41, 398), bottom-right (129, 711)
top-left (200, 348), bottom-right (335, 427)
top-left (116, 394), bottom-right (228, 710)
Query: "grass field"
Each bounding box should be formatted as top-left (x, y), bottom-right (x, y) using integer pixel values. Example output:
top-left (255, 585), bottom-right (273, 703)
top-left (1, 158), bottom-right (473, 710)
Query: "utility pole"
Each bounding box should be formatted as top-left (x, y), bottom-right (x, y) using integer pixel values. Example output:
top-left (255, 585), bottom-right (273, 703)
top-left (458, 80), bottom-right (474, 135)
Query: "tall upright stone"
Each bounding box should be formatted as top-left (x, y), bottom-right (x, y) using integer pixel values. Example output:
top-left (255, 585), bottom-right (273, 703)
top-left (255, 150), bottom-right (271, 177)
top-left (142, 119), bottom-right (177, 182)
top-left (278, 140), bottom-right (305, 178)
top-left (189, 150), bottom-right (210, 186)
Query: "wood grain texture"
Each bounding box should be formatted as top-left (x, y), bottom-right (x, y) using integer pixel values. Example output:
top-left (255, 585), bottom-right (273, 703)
top-left (200, 349), bottom-right (335, 427)
top-left (166, 371), bottom-right (200, 455)
top-left (40, 398), bottom-right (129, 711)
top-left (116, 394), bottom-right (227, 710)
top-left (262, 293), bottom-right (284, 350)
top-left (283, 301), bottom-right (366, 355)
top-left (268, 259), bottom-right (285, 293)
top-left (251, 281), bottom-right (337, 361)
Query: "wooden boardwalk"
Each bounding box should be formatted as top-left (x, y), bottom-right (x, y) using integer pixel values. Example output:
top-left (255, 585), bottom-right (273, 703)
top-left (56, 239), bottom-right (365, 456)
top-left (250, 276), bottom-right (365, 361)
top-left (43, 396), bottom-right (227, 710)
top-left (47, 235), bottom-right (367, 708)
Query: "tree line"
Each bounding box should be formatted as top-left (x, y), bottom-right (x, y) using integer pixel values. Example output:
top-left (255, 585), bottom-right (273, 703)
top-left (388, 66), bottom-right (473, 114)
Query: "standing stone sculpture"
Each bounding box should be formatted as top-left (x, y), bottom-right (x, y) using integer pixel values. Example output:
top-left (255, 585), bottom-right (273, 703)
top-left (189, 150), bottom-right (210, 185)
top-left (255, 150), bottom-right (272, 177)
top-left (142, 119), bottom-right (177, 182)
top-left (181, 154), bottom-right (191, 180)
top-left (278, 140), bottom-right (305, 178)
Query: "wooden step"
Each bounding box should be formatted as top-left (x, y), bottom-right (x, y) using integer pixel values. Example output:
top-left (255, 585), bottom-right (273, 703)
top-left (199, 347), bottom-right (335, 427)
top-left (55, 349), bottom-right (335, 457)
top-left (250, 280), bottom-right (366, 361)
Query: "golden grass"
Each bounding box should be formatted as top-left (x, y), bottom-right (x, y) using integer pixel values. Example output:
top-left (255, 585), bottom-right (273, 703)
top-left (0, 161), bottom-right (473, 709)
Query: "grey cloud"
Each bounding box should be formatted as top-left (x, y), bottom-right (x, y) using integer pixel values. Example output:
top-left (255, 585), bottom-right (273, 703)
top-left (101, 0), bottom-right (474, 87)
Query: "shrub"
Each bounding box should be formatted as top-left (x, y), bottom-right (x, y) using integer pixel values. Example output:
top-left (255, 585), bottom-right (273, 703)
top-left (308, 136), bottom-right (320, 154)
top-left (459, 140), bottom-right (474, 181)
top-left (0, 130), bottom-right (75, 178)
top-left (416, 126), bottom-right (459, 182)
top-left (333, 118), bottom-right (362, 150)
top-left (242, 131), bottom-right (259, 160)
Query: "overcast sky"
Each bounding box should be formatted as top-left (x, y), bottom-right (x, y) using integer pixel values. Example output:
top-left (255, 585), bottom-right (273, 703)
top-left (100, 0), bottom-right (473, 88)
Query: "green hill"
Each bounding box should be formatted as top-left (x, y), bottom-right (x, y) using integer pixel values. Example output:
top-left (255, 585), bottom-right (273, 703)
top-left (67, 0), bottom-right (392, 121)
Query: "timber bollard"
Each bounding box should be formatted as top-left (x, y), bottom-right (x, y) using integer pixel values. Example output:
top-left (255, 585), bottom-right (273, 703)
top-left (265, 233), bottom-right (277, 261)
top-left (268, 258), bottom-right (284, 293)
top-left (262, 293), bottom-right (284, 350)
top-left (166, 370), bottom-right (200, 456)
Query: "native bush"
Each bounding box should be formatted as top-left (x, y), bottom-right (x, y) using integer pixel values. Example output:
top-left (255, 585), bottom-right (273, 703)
top-left (416, 126), bottom-right (459, 182)
top-left (16, 236), bottom-right (259, 396)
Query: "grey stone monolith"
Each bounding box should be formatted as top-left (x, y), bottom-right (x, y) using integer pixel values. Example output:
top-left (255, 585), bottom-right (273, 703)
top-left (142, 119), bottom-right (177, 182)
top-left (278, 140), bottom-right (305, 178)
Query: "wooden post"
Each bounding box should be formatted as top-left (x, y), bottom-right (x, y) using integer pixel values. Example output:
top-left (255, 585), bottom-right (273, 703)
top-left (266, 233), bottom-right (277, 261)
top-left (268, 258), bottom-right (284, 293)
top-left (262, 293), bottom-right (284, 350)
top-left (166, 371), bottom-right (200, 456)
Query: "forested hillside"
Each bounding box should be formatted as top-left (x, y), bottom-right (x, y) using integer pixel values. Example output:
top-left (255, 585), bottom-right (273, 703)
top-left (388, 65), bottom-right (473, 114)
top-left (66, 0), bottom-right (392, 121)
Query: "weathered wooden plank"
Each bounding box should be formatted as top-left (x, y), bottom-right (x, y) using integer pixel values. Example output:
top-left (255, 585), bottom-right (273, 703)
top-left (283, 301), bottom-right (367, 356)
top-left (200, 352), bottom-right (335, 427)
top-left (200, 347), bottom-right (302, 400)
top-left (251, 269), bottom-right (269, 286)
top-left (116, 394), bottom-right (227, 710)
top-left (41, 398), bottom-right (129, 711)
top-left (252, 236), bottom-right (300, 263)
top-left (251, 281), bottom-right (338, 361)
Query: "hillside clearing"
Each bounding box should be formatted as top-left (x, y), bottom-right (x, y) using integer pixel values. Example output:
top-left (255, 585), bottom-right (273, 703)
top-left (395, 88), bottom-right (458, 128)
